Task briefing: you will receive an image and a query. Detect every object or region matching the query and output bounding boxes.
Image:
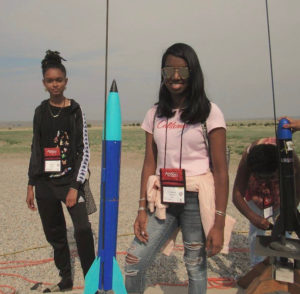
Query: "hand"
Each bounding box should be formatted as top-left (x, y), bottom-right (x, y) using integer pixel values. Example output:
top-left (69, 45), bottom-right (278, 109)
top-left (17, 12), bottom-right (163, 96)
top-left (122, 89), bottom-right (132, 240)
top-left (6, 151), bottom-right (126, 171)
top-left (280, 116), bottom-right (300, 132)
top-left (26, 185), bottom-right (37, 211)
top-left (206, 225), bottom-right (224, 257)
top-left (66, 188), bottom-right (78, 207)
top-left (134, 211), bottom-right (148, 243)
top-left (250, 213), bottom-right (272, 230)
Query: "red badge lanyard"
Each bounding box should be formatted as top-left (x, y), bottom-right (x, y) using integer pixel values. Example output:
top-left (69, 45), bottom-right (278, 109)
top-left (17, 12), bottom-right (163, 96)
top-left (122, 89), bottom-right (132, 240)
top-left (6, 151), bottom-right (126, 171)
top-left (163, 118), bottom-right (186, 169)
top-left (157, 117), bottom-right (186, 204)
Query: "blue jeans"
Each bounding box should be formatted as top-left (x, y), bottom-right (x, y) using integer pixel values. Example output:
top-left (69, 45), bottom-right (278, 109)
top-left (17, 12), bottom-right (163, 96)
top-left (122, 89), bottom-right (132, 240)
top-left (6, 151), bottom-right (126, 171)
top-left (125, 192), bottom-right (207, 294)
top-left (247, 200), bottom-right (278, 267)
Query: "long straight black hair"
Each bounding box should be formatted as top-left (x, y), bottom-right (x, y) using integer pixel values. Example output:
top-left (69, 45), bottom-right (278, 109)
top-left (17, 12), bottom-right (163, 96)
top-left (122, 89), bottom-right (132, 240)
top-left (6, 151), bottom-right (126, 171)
top-left (157, 43), bottom-right (211, 124)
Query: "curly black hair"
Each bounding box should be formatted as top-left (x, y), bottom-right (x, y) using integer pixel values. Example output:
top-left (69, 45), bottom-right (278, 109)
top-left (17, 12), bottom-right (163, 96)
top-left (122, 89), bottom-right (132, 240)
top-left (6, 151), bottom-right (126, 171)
top-left (41, 50), bottom-right (67, 76)
top-left (247, 144), bottom-right (279, 176)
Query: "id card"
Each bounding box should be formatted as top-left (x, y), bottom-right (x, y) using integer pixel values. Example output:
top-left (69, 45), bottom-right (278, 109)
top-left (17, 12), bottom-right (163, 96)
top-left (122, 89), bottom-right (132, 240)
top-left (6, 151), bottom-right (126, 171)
top-left (160, 168), bottom-right (186, 204)
top-left (264, 206), bottom-right (273, 219)
top-left (44, 147), bottom-right (61, 173)
top-left (162, 186), bottom-right (185, 203)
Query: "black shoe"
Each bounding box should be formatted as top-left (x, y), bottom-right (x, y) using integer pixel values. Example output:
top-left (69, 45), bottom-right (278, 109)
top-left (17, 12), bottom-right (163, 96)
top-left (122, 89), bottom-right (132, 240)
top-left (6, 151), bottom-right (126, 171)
top-left (58, 277), bottom-right (73, 290)
top-left (43, 277), bottom-right (73, 292)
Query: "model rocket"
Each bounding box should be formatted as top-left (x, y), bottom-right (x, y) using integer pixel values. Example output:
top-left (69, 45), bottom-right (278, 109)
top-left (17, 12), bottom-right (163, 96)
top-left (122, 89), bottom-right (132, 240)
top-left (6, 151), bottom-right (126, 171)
top-left (271, 118), bottom-right (300, 248)
top-left (84, 80), bottom-right (127, 293)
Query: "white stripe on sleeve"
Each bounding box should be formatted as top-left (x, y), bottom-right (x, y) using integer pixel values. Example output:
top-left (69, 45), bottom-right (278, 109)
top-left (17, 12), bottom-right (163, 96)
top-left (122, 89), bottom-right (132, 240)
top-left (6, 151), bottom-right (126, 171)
top-left (77, 112), bottom-right (90, 183)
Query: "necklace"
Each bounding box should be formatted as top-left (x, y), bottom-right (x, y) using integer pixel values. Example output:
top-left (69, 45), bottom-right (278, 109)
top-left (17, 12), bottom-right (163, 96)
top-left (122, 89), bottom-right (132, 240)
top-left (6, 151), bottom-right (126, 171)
top-left (48, 98), bottom-right (66, 118)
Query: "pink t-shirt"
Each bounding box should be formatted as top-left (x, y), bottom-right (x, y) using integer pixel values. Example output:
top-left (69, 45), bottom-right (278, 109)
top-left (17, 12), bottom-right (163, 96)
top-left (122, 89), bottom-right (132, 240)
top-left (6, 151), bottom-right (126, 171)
top-left (141, 102), bottom-right (226, 176)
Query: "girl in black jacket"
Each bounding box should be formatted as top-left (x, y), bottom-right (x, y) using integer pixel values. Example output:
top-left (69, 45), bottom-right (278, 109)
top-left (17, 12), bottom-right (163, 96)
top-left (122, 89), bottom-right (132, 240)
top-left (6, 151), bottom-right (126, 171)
top-left (26, 50), bottom-right (95, 292)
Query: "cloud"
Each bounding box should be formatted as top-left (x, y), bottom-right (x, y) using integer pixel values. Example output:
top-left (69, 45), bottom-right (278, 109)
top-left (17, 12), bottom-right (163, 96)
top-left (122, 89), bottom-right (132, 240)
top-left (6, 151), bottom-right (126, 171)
top-left (0, 0), bottom-right (300, 122)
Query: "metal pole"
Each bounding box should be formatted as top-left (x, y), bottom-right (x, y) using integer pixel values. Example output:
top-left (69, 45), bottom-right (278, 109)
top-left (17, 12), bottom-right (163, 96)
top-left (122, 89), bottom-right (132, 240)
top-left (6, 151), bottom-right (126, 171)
top-left (265, 0), bottom-right (278, 136)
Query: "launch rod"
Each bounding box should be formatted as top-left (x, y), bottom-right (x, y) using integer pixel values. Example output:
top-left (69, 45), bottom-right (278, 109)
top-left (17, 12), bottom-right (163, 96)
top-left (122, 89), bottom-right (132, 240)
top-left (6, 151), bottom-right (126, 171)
top-left (265, 0), bottom-right (278, 137)
top-left (102, 0), bottom-right (109, 237)
top-left (104, 0), bottom-right (109, 143)
top-left (100, 0), bottom-right (109, 290)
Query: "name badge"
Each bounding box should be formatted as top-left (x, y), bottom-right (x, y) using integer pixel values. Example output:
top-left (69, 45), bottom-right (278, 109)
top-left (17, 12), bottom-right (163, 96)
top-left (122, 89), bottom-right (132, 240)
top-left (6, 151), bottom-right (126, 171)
top-left (44, 147), bottom-right (61, 173)
top-left (160, 168), bottom-right (186, 204)
top-left (264, 206), bottom-right (273, 219)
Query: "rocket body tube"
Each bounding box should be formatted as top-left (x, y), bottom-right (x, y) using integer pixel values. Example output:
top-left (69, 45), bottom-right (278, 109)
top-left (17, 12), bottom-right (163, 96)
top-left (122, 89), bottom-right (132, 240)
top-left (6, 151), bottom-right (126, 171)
top-left (99, 81), bottom-right (122, 291)
top-left (278, 141), bottom-right (297, 231)
top-left (84, 81), bottom-right (127, 293)
top-left (272, 118), bottom-right (300, 239)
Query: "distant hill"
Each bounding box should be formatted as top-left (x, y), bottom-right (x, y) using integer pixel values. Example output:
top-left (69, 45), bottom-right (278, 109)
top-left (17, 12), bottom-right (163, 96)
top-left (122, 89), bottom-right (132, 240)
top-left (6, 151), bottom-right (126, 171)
top-left (1, 116), bottom-right (299, 129)
top-left (0, 121), bottom-right (32, 129)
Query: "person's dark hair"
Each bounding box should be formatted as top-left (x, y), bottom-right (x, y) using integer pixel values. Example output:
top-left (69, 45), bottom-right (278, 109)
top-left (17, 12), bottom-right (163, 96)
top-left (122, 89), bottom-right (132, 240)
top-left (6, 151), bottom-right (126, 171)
top-left (157, 43), bottom-right (211, 124)
top-left (247, 144), bottom-right (279, 176)
top-left (41, 50), bottom-right (67, 76)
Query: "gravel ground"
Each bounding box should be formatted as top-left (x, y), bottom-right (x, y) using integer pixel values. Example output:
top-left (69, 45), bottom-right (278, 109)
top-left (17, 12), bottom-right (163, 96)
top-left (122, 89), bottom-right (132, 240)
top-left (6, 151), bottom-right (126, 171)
top-left (0, 152), bottom-right (250, 294)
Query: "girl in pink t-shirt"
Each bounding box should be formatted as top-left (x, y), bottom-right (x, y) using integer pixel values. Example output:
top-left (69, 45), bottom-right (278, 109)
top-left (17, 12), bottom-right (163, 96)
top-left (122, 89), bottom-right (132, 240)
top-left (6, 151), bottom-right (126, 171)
top-left (125, 43), bottom-right (228, 294)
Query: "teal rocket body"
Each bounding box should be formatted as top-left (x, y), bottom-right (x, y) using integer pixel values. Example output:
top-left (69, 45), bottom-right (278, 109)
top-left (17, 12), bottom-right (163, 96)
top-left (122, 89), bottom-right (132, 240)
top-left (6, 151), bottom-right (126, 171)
top-left (105, 91), bottom-right (121, 141)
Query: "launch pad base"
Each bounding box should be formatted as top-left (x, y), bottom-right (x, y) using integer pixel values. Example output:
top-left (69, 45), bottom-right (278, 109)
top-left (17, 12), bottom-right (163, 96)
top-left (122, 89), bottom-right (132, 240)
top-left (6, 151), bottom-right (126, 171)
top-left (255, 236), bottom-right (300, 259)
top-left (237, 236), bottom-right (300, 293)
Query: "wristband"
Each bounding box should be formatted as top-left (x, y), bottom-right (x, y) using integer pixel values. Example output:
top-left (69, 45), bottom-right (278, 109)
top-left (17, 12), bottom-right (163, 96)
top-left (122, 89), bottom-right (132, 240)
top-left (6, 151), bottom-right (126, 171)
top-left (138, 207), bottom-right (147, 211)
top-left (139, 197), bottom-right (146, 201)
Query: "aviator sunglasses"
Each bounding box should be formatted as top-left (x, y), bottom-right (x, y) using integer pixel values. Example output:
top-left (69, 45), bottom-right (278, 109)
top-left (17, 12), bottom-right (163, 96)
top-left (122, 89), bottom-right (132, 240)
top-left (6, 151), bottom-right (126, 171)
top-left (161, 67), bottom-right (190, 80)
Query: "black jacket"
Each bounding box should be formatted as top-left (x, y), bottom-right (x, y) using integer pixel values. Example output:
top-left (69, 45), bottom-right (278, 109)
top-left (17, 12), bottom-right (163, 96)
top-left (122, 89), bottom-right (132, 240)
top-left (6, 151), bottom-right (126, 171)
top-left (28, 99), bottom-right (90, 190)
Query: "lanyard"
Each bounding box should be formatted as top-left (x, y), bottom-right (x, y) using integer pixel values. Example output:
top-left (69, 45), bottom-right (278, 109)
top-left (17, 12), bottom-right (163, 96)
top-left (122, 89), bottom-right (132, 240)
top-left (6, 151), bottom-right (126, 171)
top-left (163, 118), bottom-right (185, 169)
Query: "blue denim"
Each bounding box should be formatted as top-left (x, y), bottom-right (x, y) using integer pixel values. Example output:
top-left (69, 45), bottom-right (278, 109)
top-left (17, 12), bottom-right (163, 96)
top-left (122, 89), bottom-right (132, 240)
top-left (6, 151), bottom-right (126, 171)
top-left (247, 200), bottom-right (279, 267)
top-left (125, 192), bottom-right (207, 294)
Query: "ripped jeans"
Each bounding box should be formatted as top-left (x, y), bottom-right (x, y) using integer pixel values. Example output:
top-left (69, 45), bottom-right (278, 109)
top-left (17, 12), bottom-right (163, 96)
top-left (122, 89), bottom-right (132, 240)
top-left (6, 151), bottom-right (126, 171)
top-left (125, 192), bottom-right (207, 294)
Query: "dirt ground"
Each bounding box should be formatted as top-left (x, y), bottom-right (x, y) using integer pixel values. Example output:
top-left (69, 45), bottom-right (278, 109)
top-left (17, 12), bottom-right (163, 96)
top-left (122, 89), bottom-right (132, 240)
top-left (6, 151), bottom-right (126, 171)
top-left (0, 151), bottom-right (249, 293)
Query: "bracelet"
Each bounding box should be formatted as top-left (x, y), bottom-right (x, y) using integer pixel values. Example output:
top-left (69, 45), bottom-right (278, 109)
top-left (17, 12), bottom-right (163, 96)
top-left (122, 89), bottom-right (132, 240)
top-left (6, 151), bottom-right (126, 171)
top-left (139, 198), bottom-right (146, 201)
top-left (215, 210), bottom-right (226, 217)
top-left (138, 207), bottom-right (147, 211)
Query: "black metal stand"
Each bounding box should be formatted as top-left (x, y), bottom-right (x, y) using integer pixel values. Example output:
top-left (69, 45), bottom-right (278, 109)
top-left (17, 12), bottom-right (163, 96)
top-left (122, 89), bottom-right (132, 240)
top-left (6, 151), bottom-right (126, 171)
top-left (237, 236), bottom-right (300, 293)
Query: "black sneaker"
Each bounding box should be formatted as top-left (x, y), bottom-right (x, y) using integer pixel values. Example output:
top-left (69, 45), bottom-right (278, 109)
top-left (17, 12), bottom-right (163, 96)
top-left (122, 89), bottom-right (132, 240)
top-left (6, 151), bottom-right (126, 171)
top-left (43, 277), bottom-right (73, 292)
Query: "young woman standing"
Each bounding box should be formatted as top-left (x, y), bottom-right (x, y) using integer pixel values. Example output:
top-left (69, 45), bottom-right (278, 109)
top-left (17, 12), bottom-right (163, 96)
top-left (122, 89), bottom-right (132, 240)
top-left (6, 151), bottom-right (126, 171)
top-left (26, 50), bottom-right (95, 292)
top-left (125, 43), bottom-right (229, 294)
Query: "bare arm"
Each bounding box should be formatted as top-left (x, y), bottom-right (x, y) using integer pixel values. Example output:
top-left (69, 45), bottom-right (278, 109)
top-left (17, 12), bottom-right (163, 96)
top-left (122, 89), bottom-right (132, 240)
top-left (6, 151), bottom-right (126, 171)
top-left (26, 185), bottom-right (37, 211)
top-left (206, 127), bottom-right (228, 256)
top-left (139, 132), bottom-right (157, 204)
top-left (232, 150), bottom-right (254, 219)
top-left (210, 127), bottom-right (228, 223)
top-left (232, 148), bottom-right (272, 230)
top-left (134, 131), bottom-right (157, 243)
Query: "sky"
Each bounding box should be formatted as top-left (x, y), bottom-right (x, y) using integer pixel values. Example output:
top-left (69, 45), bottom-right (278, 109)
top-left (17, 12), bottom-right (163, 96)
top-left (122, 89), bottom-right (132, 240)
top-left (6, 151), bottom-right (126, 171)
top-left (0, 0), bottom-right (299, 123)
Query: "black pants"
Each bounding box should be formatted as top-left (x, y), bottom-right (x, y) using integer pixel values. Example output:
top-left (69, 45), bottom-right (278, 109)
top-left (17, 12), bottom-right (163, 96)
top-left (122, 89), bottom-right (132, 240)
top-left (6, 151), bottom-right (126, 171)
top-left (36, 178), bottom-right (95, 278)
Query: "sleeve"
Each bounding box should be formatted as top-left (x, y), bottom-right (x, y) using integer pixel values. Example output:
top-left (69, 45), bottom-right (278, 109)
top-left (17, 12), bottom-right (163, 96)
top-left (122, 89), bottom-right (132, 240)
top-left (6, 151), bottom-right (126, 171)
top-left (28, 108), bottom-right (42, 186)
top-left (70, 107), bottom-right (90, 190)
top-left (141, 106), bottom-right (157, 134)
top-left (206, 103), bottom-right (226, 133)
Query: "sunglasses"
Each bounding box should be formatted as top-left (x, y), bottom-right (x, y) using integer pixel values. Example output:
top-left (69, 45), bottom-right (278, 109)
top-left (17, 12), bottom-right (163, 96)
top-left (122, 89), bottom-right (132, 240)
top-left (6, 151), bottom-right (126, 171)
top-left (161, 67), bottom-right (190, 80)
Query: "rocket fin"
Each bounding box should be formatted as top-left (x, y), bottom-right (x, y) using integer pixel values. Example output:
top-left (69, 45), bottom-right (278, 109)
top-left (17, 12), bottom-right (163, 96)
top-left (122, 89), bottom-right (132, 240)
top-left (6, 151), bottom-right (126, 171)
top-left (112, 257), bottom-right (127, 294)
top-left (84, 257), bottom-right (101, 294)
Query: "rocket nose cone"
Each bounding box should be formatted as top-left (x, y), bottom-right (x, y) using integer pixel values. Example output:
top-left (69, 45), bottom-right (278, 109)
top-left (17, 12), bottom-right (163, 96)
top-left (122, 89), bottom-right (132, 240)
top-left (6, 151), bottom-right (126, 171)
top-left (278, 118), bottom-right (292, 140)
top-left (110, 80), bottom-right (118, 93)
top-left (279, 118), bottom-right (290, 126)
